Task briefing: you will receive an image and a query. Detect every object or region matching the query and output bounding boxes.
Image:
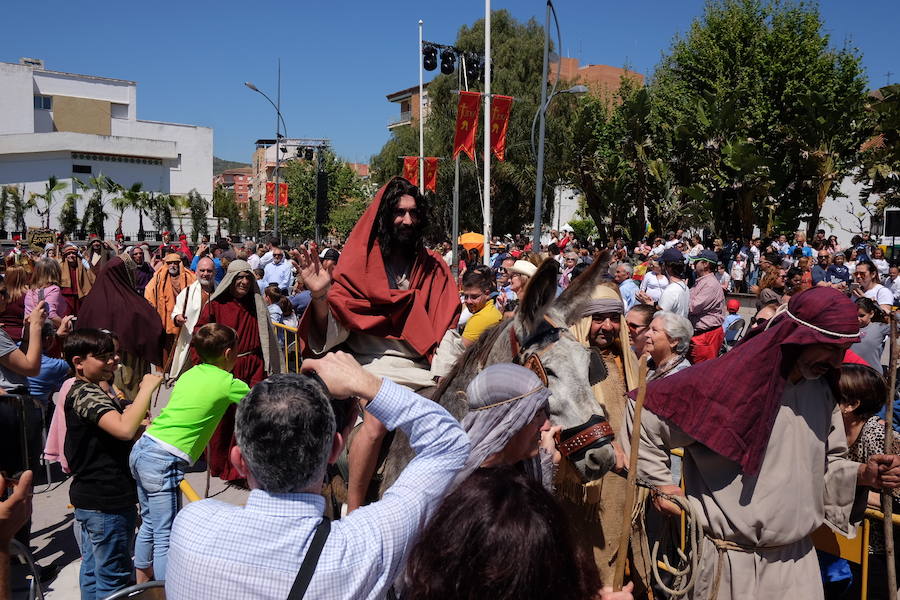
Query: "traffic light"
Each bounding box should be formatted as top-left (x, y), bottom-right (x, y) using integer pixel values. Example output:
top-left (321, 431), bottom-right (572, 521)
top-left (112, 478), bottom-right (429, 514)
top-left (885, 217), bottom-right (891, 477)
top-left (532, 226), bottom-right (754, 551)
top-left (422, 45), bottom-right (437, 71)
top-left (465, 53), bottom-right (482, 82)
top-left (440, 49), bottom-right (456, 75)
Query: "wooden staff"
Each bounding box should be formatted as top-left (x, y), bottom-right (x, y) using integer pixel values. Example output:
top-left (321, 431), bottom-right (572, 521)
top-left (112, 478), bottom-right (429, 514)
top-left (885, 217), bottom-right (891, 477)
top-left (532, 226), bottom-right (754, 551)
top-left (613, 354), bottom-right (650, 590)
top-left (883, 311), bottom-right (897, 597)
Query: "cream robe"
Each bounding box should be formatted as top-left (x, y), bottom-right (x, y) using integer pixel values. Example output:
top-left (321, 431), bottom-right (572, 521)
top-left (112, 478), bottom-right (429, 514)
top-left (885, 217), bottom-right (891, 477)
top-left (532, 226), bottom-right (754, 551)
top-left (622, 377), bottom-right (866, 600)
top-left (167, 281), bottom-right (209, 379)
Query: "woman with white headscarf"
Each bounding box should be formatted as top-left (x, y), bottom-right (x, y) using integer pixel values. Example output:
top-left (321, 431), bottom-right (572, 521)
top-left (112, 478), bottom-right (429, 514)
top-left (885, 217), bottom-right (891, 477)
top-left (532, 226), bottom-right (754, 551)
top-left (454, 363), bottom-right (558, 490)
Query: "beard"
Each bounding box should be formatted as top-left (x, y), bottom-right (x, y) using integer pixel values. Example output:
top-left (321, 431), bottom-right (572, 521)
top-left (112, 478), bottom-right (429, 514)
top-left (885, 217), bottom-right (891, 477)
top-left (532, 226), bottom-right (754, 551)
top-left (198, 276), bottom-right (212, 287)
top-left (168, 266), bottom-right (180, 277)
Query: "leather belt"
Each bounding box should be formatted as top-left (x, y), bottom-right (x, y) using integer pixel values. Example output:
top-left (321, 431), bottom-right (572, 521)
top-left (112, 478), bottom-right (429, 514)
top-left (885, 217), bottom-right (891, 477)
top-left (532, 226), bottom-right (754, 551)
top-left (557, 420), bottom-right (614, 458)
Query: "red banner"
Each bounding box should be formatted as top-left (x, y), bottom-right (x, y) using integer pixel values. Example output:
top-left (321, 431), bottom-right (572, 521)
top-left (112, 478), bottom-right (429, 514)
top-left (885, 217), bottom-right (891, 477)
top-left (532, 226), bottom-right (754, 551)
top-left (424, 157), bottom-right (438, 192)
top-left (265, 182), bottom-right (288, 206)
top-left (453, 91), bottom-right (481, 160)
top-left (490, 95), bottom-right (514, 161)
top-left (402, 156), bottom-right (419, 185)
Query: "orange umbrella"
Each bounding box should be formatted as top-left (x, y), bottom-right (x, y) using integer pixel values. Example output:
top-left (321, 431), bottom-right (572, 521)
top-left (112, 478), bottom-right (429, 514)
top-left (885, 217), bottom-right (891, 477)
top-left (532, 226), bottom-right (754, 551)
top-left (458, 232), bottom-right (485, 253)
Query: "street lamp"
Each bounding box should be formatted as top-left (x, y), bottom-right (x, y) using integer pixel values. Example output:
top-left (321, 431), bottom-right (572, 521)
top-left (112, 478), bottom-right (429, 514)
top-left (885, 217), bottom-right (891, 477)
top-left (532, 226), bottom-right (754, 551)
top-left (531, 82), bottom-right (588, 250)
top-left (244, 76), bottom-right (288, 240)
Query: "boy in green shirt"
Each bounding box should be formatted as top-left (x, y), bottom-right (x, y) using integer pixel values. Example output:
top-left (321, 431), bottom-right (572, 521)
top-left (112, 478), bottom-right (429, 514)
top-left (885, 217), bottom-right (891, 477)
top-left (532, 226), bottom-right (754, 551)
top-left (128, 323), bottom-right (249, 582)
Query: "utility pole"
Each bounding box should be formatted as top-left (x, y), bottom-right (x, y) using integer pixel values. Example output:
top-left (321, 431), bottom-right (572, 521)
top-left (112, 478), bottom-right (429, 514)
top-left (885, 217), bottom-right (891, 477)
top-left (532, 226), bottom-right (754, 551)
top-left (532, 1), bottom-right (551, 252)
top-left (482, 0), bottom-right (491, 265)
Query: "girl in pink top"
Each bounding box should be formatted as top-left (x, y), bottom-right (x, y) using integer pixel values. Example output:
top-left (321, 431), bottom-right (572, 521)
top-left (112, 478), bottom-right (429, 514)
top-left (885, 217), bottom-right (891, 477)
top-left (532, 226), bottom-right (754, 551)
top-left (25, 258), bottom-right (64, 325)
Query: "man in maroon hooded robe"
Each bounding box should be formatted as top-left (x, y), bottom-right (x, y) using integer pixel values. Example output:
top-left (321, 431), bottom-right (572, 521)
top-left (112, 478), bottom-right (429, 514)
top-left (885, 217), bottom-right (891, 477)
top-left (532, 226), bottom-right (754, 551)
top-left (623, 287), bottom-right (900, 600)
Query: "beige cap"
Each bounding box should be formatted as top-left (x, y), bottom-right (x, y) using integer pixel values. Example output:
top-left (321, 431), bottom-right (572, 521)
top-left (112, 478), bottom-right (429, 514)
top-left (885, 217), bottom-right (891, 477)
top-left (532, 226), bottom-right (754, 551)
top-left (509, 260), bottom-right (537, 278)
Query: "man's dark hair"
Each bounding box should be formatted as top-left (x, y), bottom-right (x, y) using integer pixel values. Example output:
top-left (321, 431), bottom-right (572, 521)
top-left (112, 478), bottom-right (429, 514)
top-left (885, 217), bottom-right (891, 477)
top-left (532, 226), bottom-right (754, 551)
top-left (404, 467), bottom-right (599, 600)
top-left (376, 177), bottom-right (429, 257)
top-left (192, 323), bottom-right (237, 363)
top-left (664, 260), bottom-right (688, 279)
top-left (570, 262), bottom-right (590, 281)
top-left (269, 237), bottom-right (281, 248)
top-left (64, 329), bottom-right (115, 368)
top-left (462, 269), bottom-right (492, 293)
top-left (627, 303), bottom-right (656, 326)
top-left (548, 243), bottom-right (559, 256)
top-left (235, 374), bottom-right (335, 493)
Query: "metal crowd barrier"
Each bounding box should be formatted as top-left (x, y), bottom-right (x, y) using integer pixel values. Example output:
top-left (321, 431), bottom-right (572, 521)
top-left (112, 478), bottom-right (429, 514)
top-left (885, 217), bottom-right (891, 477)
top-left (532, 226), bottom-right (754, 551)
top-left (272, 322), bottom-right (301, 373)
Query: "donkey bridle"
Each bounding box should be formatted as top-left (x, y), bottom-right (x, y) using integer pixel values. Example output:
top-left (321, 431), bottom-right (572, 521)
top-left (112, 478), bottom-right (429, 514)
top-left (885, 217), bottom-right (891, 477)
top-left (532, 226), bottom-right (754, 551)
top-left (508, 315), bottom-right (615, 463)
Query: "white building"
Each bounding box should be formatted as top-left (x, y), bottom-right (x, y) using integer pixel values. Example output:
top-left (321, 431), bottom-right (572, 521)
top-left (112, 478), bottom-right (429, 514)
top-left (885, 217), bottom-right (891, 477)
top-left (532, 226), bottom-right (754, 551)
top-left (0, 58), bottom-right (213, 239)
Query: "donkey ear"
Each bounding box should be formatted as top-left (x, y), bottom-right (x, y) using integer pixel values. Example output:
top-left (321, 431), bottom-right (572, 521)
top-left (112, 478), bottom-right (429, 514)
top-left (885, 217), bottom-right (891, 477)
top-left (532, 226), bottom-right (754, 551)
top-left (518, 259), bottom-right (560, 333)
top-left (554, 250), bottom-right (612, 326)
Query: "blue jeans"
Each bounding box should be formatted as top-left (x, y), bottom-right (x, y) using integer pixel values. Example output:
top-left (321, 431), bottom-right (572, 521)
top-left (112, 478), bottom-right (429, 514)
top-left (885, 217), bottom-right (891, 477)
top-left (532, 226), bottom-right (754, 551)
top-left (129, 435), bottom-right (187, 581)
top-left (74, 507), bottom-right (136, 600)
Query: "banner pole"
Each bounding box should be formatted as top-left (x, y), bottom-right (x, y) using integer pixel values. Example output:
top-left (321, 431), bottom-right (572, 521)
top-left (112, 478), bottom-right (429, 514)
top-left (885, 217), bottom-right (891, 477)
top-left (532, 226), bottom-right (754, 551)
top-left (418, 20), bottom-right (425, 191)
top-left (453, 153), bottom-right (460, 280)
top-left (482, 0), bottom-right (491, 265)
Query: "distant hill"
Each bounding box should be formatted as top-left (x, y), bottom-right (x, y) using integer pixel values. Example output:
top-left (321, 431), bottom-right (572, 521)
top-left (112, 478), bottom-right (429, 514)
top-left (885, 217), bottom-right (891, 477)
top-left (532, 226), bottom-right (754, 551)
top-left (213, 156), bottom-right (251, 175)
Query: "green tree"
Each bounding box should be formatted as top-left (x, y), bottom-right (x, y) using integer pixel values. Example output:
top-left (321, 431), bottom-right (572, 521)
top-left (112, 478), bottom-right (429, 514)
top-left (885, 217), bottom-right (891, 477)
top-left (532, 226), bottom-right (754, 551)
top-left (370, 9), bottom-right (578, 240)
top-left (276, 151), bottom-right (368, 240)
top-left (857, 84), bottom-right (900, 209)
top-left (212, 185), bottom-right (240, 235)
top-left (81, 175), bottom-right (116, 238)
top-left (187, 190), bottom-right (209, 242)
top-left (647, 0), bottom-right (868, 238)
top-left (59, 191), bottom-right (81, 236)
top-left (7, 184), bottom-right (35, 233)
top-left (148, 192), bottom-right (176, 235)
top-left (244, 198), bottom-right (261, 238)
top-left (0, 186), bottom-right (10, 233)
top-left (30, 176), bottom-right (67, 229)
top-left (120, 183), bottom-right (146, 239)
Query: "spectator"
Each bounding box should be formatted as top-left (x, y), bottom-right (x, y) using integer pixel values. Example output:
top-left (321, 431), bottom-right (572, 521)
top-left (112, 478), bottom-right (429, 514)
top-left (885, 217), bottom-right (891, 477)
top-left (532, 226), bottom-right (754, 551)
top-left (461, 270), bottom-right (503, 348)
top-left (715, 263), bottom-right (731, 291)
top-left (643, 311), bottom-right (693, 381)
top-left (796, 256), bottom-right (813, 291)
top-left (64, 329), bottom-right (162, 599)
top-left (884, 265), bottom-right (900, 304)
top-left (871, 247), bottom-right (890, 279)
top-left (24, 258), bottom-right (64, 325)
top-left (403, 467), bottom-right (633, 600)
top-left (559, 252), bottom-right (580, 290)
top-left (811, 251), bottom-right (830, 286)
top-left (625, 304), bottom-right (655, 358)
top-left (853, 260), bottom-right (893, 313)
top-left (129, 324), bottom-right (249, 583)
top-left (166, 352), bottom-right (469, 599)
top-left (722, 299), bottom-right (744, 345)
top-left (784, 266), bottom-right (805, 299)
top-left (262, 247), bottom-right (292, 293)
top-left (826, 253), bottom-right (851, 287)
top-left (639, 248), bottom-right (688, 318)
top-left (507, 260), bottom-right (537, 309)
top-left (0, 266), bottom-right (30, 343)
top-left (730, 252), bottom-right (747, 293)
top-left (851, 298), bottom-right (889, 371)
top-left (639, 260), bottom-right (668, 303)
top-left (247, 243), bottom-right (266, 270)
top-left (837, 363), bottom-right (898, 600)
top-left (686, 250), bottom-right (725, 363)
top-left (614, 263), bottom-right (639, 310)
top-left (191, 243), bottom-right (225, 285)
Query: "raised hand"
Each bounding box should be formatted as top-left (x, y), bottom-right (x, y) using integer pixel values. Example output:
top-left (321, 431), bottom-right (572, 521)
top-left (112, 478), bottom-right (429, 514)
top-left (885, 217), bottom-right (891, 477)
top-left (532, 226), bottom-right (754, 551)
top-left (297, 246), bottom-right (332, 296)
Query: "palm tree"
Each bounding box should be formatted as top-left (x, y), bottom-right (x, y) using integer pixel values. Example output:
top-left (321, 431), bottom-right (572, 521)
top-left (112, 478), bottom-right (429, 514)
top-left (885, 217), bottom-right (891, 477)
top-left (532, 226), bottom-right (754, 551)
top-left (30, 176), bottom-right (67, 229)
top-left (6, 184), bottom-right (35, 234)
top-left (148, 192), bottom-right (177, 237)
top-left (59, 191), bottom-right (81, 236)
top-left (133, 189), bottom-right (150, 240)
top-left (0, 186), bottom-right (10, 236)
top-left (82, 175), bottom-right (115, 239)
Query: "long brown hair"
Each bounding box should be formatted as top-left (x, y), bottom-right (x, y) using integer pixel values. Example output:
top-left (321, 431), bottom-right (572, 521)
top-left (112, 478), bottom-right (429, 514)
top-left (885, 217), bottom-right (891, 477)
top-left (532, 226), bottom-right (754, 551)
top-left (31, 258), bottom-right (61, 289)
top-left (404, 467), bottom-right (600, 600)
top-left (3, 266), bottom-right (30, 301)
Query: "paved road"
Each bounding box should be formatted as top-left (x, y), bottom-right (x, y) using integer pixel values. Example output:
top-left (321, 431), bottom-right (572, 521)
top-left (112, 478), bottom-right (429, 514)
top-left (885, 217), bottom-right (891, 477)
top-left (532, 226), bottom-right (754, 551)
top-left (11, 380), bottom-right (250, 599)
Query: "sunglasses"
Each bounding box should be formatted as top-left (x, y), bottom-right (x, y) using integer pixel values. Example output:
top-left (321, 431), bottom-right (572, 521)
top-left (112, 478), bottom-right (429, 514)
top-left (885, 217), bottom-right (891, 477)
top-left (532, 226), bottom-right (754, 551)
top-left (462, 292), bottom-right (485, 301)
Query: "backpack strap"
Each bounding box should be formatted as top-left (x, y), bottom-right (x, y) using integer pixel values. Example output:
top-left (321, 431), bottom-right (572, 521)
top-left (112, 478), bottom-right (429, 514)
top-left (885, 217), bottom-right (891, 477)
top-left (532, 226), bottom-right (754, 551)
top-left (286, 518), bottom-right (332, 600)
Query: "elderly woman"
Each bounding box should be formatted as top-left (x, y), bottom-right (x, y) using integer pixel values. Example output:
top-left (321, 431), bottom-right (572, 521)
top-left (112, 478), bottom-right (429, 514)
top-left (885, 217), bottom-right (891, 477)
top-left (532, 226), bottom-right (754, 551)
top-left (643, 311), bottom-right (694, 381)
top-left (454, 363), bottom-right (558, 490)
top-left (559, 252), bottom-right (580, 290)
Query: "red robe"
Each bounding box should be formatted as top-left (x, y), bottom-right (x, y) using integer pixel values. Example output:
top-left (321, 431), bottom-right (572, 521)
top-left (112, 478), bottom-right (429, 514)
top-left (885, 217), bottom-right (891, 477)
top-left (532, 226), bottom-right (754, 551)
top-left (193, 295), bottom-right (265, 481)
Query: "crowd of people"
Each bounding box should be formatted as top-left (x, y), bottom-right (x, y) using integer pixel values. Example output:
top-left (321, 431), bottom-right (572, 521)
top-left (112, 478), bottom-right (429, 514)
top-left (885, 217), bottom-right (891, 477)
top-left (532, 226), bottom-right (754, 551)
top-left (1, 176), bottom-right (900, 600)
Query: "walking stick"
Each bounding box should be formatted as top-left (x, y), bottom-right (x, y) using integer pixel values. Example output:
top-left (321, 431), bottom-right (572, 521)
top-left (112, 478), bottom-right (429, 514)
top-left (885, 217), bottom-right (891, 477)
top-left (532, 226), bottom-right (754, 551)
top-left (882, 311), bottom-right (897, 598)
top-left (613, 354), bottom-right (650, 591)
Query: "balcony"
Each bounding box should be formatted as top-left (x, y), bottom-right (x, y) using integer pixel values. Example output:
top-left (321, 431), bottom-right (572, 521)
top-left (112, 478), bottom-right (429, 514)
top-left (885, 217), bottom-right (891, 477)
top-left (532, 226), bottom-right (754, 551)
top-left (388, 111), bottom-right (411, 129)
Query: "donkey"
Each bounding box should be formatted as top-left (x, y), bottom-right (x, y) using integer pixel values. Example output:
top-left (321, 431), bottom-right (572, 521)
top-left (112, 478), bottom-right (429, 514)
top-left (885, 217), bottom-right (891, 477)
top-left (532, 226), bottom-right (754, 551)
top-left (376, 252), bottom-right (618, 495)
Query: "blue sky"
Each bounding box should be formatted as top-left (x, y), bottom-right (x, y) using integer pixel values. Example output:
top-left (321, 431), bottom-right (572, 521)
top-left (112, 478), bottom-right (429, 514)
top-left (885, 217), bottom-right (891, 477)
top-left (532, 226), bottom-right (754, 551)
top-left (4, 1), bottom-right (897, 165)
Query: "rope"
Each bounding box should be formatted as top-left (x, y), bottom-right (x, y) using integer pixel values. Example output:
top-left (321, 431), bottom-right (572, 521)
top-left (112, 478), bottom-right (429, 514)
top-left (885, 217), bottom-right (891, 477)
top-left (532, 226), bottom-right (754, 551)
top-left (764, 303), bottom-right (859, 338)
top-left (639, 481), bottom-right (705, 598)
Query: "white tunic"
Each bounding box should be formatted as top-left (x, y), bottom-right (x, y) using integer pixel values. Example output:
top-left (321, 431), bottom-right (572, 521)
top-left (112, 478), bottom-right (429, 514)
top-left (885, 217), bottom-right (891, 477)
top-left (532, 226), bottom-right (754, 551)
top-left (623, 378), bottom-right (865, 600)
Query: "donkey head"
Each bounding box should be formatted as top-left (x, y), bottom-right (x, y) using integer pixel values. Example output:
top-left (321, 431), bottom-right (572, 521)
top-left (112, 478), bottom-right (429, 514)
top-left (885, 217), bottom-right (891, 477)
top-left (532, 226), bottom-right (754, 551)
top-left (509, 252), bottom-right (617, 482)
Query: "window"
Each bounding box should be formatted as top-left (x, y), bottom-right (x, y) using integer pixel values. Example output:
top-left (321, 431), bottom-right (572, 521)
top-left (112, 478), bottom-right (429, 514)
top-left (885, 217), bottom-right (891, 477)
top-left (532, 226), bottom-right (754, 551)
top-left (172, 153), bottom-right (182, 171)
top-left (33, 95), bottom-right (52, 110)
top-left (72, 164), bottom-right (92, 174)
